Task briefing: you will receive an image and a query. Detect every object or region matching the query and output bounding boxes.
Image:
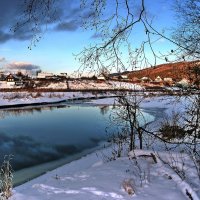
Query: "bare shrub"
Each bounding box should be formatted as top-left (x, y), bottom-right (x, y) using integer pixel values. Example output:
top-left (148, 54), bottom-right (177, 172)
top-left (108, 130), bottom-right (129, 159)
top-left (0, 156), bottom-right (13, 200)
top-left (30, 92), bottom-right (42, 98)
top-left (122, 179), bottom-right (135, 195)
top-left (159, 112), bottom-right (185, 140)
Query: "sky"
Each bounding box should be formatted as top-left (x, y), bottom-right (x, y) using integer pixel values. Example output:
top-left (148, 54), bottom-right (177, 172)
top-left (0, 0), bottom-right (176, 76)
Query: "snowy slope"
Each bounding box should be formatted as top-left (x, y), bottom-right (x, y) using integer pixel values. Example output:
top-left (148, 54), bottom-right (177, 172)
top-left (8, 95), bottom-right (200, 200)
top-left (11, 148), bottom-right (199, 200)
top-left (0, 92), bottom-right (114, 107)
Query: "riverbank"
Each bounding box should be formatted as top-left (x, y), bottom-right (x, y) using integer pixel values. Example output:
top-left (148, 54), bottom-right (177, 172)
top-left (4, 95), bottom-right (182, 186)
top-left (0, 91), bottom-right (113, 108)
top-left (9, 95), bottom-right (199, 199)
top-left (7, 98), bottom-right (155, 186)
top-left (13, 143), bottom-right (107, 186)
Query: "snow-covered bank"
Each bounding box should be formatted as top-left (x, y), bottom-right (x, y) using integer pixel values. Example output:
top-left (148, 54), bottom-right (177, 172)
top-left (37, 80), bottom-right (143, 91)
top-left (9, 95), bottom-right (200, 200)
top-left (84, 94), bottom-right (188, 115)
top-left (11, 147), bottom-right (199, 200)
top-left (13, 144), bottom-right (105, 186)
top-left (0, 81), bottom-right (143, 107)
top-left (0, 92), bottom-right (116, 108)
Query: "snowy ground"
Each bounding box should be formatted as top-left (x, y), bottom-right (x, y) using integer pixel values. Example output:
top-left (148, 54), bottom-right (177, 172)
top-left (10, 148), bottom-right (199, 200)
top-left (0, 81), bottom-right (143, 107)
top-left (0, 80), bottom-right (143, 90)
top-left (7, 94), bottom-right (200, 200)
top-left (37, 80), bottom-right (143, 90)
top-left (0, 91), bottom-right (116, 107)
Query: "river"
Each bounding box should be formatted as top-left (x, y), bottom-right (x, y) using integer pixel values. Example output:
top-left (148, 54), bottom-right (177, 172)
top-left (0, 101), bottom-right (154, 185)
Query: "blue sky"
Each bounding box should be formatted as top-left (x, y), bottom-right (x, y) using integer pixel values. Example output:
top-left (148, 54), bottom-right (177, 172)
top-left (0, 0), bottom-right (176, 75)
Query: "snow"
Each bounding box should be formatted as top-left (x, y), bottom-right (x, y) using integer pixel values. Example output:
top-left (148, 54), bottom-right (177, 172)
top-left (11, 147), bottom-right (197, 200)
top-left (0, 92), bottom-right (116, 107)
top-left (0, 93), bottom-right (199, 200)
top-left (13, 80), bottom-right (143, 90)
top-left (68, 80), bottom-right (144, 90)
top-left (85, 94), bottom-right (189, 116)
top-left (0, 81), bottom-right (21, 89)
top-left (0, 80), bottom-right (143, 107)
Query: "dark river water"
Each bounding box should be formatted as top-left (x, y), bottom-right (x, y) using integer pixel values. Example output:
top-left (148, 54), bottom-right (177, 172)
top-left (0, 102), bottom-right (154, 185)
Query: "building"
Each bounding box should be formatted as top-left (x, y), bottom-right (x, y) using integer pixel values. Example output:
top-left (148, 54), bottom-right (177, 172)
top-left (130, 77), bottom-right (141, 83)
top-left (6, 74), bottom-right (23, 86)
top-left (164, 77), bottom-right (173, 82)
top-left (97, 76), bottom-right (106, 80)
top-left (37, 72), bottom-right (54, 79)
top-left (154, 76), bottom-right (163, 82)
top-left (177, 78), bottom-right (190, 87)
top-left (59, 73), bottom-right (68, 78)
top-left (120, 75), bottom-right (128, 80)
top-left (141, 77), bottom-right (152, 83)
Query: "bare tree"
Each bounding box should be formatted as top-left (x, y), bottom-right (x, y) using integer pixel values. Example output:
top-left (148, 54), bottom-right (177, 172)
top-left (173, 0), bottom-right (200, 60)
top-left (109, 90), bottom-right (147, 151)
top-left (14, 0), bottom-right (200, 74)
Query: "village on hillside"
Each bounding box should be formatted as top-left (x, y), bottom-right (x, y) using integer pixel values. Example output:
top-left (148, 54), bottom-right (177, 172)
top-left (0, 61), bottom-right (199, 90)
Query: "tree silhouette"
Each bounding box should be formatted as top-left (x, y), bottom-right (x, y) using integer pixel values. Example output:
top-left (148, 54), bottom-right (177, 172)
top-left (14, 0), bottom-right (199, 73)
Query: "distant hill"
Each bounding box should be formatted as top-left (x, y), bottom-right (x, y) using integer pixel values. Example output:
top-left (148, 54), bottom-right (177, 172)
top-left (126, 61), bottom-right (200, 81)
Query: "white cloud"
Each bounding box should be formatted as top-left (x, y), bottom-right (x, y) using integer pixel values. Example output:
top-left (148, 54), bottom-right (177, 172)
top-left (0, 57), bottom-right (6, 62)
top-left (5, 61), bottom-right (40, 71)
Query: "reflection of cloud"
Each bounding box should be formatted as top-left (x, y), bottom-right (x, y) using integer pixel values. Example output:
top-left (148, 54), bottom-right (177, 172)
top-left (0, 133), bottom-right (80, 170)
top-left (0, 105), bottom-right (69, 119)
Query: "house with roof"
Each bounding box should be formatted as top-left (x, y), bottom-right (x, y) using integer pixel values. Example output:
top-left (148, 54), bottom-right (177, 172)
top-left (141, 77), bottom-right (152, 83)
top-left (6, 74), bottom-right (23, 86)
top-left (154, 76), bottom-right (163, 82)
top-left (163, 77), bottom-right (174, 86)
top-left (130, 77), bottom-right (141, 83)
top-left (37, 72), bottom-right (54, 79)
top-left (97, 76), bottom-right (106, 80)
top-left (164, 77), bottom-right (173, 82)
top-left (177, 78), bottom-right (190, 88)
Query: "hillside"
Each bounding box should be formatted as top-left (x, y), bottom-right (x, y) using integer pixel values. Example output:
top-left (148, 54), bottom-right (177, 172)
top-left (127, 61), bottom-right (200, 81)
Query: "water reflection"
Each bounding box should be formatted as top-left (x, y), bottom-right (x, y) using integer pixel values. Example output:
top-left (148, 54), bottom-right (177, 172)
top-left (99, 105), bottom-right (110, 115)
top-left (0, 104), bottom-right (70, 119)
top-left (0, 104), bottom-right (111, 170)
top-left (0, 103), bottom-right (154, 172)
top-left (0, 132), bottom-right (101, 170)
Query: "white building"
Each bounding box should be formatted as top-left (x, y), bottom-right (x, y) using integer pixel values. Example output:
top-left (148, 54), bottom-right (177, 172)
top-left (164, 77), bottom-right (173, 82)
top-left (121, 75), bottom-right (128, 80)
top-left (155, 76), bottom-right (163, 82)
top-left (141, 77), bottom-right (152, 82)
top-left (177, 78), bottom-right (190, 87)
top-left (60, 73), bottom-right (68, 77)
top-left (97, 76), bottom-right (106, 80)
top-left (37, 72), bottom-right (54, 79)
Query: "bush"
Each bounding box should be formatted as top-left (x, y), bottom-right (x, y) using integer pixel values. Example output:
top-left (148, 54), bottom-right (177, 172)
top-left (0, 156), bottom-right (13, 200)
top-left (159, 124), bottom-right (185, 140)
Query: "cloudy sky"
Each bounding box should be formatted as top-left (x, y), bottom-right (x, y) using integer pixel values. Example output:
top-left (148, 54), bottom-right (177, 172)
top-left (0, 0), bottom-right (175, 75)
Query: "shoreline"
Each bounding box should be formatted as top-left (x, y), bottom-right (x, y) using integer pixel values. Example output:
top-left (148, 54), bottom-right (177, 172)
top-left (12, 105), bottom-right (160, 187)
top-left (13, 142), bottom-right (107, 186)
top-left (0, 95), bottom-right (166, 188)
top-left (0, 91), bottom-right (119, 109)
